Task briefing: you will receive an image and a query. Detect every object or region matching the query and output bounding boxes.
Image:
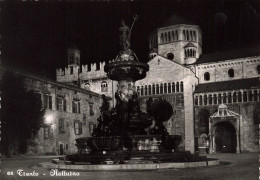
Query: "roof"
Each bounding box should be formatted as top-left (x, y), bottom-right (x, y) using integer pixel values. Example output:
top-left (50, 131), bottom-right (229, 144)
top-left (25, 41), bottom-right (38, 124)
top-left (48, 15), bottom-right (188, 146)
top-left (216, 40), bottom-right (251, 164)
top-left (196, 46), bottom-right (260, 64)
top-left (184, 42), bottom-right (196, 48)
top-left (194, 77), bottom-right (260, 93)
top-left (159, 15), bottom-right (195, 28)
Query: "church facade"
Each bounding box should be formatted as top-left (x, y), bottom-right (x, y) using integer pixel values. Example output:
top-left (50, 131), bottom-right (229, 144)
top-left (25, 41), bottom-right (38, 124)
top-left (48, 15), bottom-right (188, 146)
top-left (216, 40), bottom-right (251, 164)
top-left (56, 15), bottom-right (260, 153)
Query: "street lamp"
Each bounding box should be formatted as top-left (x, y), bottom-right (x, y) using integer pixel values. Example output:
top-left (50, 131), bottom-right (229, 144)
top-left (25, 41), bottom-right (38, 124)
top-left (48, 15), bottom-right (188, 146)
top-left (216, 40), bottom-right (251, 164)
top-left (45, 114), bottom-right (53, 125)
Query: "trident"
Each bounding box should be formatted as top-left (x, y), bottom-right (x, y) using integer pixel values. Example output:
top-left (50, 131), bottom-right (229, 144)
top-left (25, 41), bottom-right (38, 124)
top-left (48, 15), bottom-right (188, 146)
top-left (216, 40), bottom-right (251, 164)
top-left (129, 15), bottom-right (140, 37)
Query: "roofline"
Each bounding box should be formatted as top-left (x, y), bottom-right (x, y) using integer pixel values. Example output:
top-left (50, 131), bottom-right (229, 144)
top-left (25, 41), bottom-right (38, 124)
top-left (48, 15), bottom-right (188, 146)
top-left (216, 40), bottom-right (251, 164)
top-left (0, 65), bottom-right (110, 99)
top-left (195, 55), bottom-right (260, 66)
top-left (157, 24), bottom-right (202, 33)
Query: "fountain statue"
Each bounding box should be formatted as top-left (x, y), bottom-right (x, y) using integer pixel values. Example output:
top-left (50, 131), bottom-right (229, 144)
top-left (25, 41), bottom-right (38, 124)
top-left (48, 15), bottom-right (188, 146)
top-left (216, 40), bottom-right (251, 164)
top-left (66, 17), bottom-right (202, 164)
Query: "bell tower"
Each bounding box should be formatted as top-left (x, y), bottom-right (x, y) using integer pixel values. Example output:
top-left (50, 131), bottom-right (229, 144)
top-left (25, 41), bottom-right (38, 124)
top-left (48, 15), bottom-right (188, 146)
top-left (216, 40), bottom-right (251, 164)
top-left (67, 45), bottom-right (80, 67)
top-left (148, 15), bottom-right (202, 65)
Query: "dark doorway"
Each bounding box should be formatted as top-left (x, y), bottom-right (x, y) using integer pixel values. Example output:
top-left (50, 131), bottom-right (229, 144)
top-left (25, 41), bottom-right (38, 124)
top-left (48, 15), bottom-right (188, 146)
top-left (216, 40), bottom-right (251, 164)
top-left (215, 122), bottom-right (236, 153)
top-left (59, 144), bottom-right (64, 155)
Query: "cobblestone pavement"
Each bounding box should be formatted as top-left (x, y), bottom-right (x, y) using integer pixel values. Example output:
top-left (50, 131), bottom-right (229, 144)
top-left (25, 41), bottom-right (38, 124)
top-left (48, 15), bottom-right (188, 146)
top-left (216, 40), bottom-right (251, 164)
top-left (0, 153), bottom-right (258, 180)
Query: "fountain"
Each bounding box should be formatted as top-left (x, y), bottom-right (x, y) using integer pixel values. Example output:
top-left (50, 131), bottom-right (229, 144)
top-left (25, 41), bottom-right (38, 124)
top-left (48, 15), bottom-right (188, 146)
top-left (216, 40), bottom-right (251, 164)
top-left (64, 18), bottom-right (210, 166)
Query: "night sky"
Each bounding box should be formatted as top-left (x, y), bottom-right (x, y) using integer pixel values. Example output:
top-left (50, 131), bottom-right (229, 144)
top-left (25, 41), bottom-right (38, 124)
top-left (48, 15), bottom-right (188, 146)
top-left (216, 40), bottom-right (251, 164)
top-left (1, 0), bottom-right (260, 79)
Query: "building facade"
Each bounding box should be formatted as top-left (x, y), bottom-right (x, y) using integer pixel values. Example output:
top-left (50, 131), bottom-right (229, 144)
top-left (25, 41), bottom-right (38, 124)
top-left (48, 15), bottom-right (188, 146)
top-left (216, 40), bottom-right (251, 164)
top-left (0, 65), bottom-right (105, 155)
top-left (56, 15), bottom-right (260, 153)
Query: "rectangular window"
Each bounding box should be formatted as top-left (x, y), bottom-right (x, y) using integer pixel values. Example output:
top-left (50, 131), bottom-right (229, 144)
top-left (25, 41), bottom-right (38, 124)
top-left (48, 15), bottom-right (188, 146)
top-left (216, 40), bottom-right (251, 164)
top-left (72, 100), bottom-right (81, 114)
top-left (44, 126), bottom-right (49, 139)
top-left (74, 121), bottom-right (82, 135)
top-left (56, 97), bottom-right (66, 111)
top-left (89, 103), bottom-right (94, 116)
top-left (49, 125), bottom-right (54, 139)
top-left (43, 94), bottom-right (52, 109)
top-left (59, 119), bottom-right (65, 133)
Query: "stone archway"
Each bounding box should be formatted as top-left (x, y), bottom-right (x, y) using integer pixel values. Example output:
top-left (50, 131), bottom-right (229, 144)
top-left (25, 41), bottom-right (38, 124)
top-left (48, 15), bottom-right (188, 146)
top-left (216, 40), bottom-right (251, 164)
top-left (214, 121), bottom-right (236, 153)
top-left (209, 104), bottom-right (241, 154)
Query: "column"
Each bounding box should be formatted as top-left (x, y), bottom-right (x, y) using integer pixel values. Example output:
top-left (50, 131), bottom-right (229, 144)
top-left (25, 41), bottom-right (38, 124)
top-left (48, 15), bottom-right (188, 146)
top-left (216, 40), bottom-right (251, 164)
top-left (207, 94), bottom-right (209, 105)
top-left (236, 131), bottom-right (240, 153)
top-left (231, 93), bottom-right (233, 103)
top-left (202, 94), bottom-right (204, 106)
top-left (241, 90), bottom-right (244, 103)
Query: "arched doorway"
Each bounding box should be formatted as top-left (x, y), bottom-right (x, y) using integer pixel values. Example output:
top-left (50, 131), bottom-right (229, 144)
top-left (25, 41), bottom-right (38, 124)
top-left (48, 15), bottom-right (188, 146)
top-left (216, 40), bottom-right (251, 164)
top-left (214, 122), bottom-right (236, 153)
top-left (209, 104), bottom-right (240, 153)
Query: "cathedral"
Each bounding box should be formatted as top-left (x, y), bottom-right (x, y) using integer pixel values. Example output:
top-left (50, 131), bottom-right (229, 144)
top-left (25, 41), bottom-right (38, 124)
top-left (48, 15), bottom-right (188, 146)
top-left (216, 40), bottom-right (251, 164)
top-left (56, 15), bottom-right (260, 154)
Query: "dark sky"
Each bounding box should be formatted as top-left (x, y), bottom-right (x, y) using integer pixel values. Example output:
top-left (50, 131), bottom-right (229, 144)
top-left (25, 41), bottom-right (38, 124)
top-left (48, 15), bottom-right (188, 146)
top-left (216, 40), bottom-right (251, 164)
top-left (1, 0), bottom-right (260, 79)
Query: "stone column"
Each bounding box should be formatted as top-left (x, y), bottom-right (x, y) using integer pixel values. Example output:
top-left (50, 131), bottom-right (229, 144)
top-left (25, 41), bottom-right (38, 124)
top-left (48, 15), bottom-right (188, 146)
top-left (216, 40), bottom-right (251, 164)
top-left (231, 93), bottom-right (233, 103)
top-left (236, 131), bottom-right (240, 153)
top-left (202, 94), bottom-right (204, 106)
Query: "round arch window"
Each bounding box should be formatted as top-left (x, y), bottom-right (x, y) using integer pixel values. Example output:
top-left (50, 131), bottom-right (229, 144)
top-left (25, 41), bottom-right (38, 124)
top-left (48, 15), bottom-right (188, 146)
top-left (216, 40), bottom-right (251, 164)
top-left (228, 69), bottom-right (234, 78)
top-left (204, 72), bottom-right (210, 81)
top-left (167, 53), bottom-right (174, 60)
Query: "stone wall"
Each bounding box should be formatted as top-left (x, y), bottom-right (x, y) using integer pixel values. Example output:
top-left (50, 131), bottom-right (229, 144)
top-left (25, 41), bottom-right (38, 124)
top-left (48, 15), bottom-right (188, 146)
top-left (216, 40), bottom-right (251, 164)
top-left (194, 102), bottom-right (260, 152)
top-left (195, 57), bottom-right (260, 84)
top-left (0, 66), bottom-right (104, 155)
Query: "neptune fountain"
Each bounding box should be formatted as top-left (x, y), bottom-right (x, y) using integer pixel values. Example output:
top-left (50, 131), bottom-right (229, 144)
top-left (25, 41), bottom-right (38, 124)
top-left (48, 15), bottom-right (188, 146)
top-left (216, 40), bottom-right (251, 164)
top-left (66, 18), bottom-right (205, 165)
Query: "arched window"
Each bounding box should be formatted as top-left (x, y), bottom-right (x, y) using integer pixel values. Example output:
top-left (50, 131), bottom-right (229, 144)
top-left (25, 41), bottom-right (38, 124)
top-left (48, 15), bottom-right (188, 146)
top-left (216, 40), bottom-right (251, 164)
top-left (238, 91), bottom-right (242, 102)
top-left (164, 83), bottom-right (167, 93)
top-left (180, 82), bottom-right (184, 92)
top-left (101, 81), bottom-right (108, 92)
top-left (223, 93), bottom-right (227, 103)
top-left (168, 83), bottom-right (171, 93)
top-left (141, 86), bottom-right (144, 96)
top-left (228, 68), bottom-right (235, 78)
top-left (195, 96), bottom-right (198, 105)
top-left (152, 84), bottom-right (155, 94)
top-left (199, 95), bottom-right (202, 105)
top-left (167, 53), bottom-right (174, 60)
top-left (243, 91), bottom-right (247, 102)
top-left (144, 85), bottom-right (148, 95)
top-left (257, 65), bottom-right (260, 74)
top-left (209, 94), bottom-right (212, 105)
top-left (172, 31), bottom-right (175, 40)
top-left (160, 84), bottom-right (163, 94)
top-left (218, 93), bottom-right (222, 104)
top-left (204, 95), bottom-right (207, 105)
top-left (186, 30), bottom-right (189, 40)
top-left (233, 92), bottom-right (237, 103)
top-left (156, 84), bottom-right (159, 94)
top-left (248, 91), bottom-right (253, 101)
top-left (183, 30), bottom-right (186, 40)
top-left (172, 82), bottom-right (175, 93)
top-left (213, 94), bottom-right (217, 104)
top-left (228, 93), bottom-right (232, 103)
top-left (168, 32), bottom-right (171, 42)
top-left (190, 30), bottom-right (193, 41)
top-left (148, 85), bottom-right (151, 95)
top-left (176, 82), bottom-right (179, 92)
top-left (193, 31), bottom-right (196, 41)
top-left (165, 32), bottom-right (168, 42)
top-left (175, 30), bottom-right (178, 40)
top-left (161, 33), bottom-right (164, 43)
top-left (204, 72), bottom-right (210, 81)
